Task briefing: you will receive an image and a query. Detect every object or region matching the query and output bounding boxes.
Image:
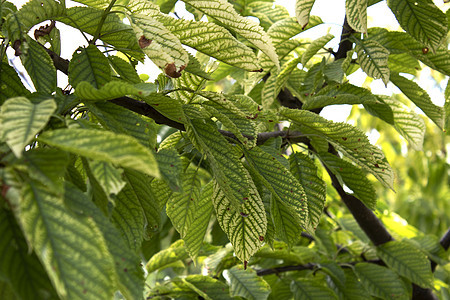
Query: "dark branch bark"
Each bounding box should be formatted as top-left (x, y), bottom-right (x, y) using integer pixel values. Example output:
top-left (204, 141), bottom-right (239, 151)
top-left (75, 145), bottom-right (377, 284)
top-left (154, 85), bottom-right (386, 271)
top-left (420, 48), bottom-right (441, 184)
top-left (334, 16), bottom-right (355, 60)
top-left (256, 263), bottom-right (316, 276)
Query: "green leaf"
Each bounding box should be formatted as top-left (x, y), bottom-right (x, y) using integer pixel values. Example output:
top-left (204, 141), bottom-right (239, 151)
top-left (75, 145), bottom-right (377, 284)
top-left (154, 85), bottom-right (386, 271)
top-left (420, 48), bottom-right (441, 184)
top-left (183, 0), bottom-right (279, 69)
top-left (0, 62), bottom-right (31, 103)
top-left (0, 198), bottom-right (58, 300)
top-left (75, 81), bottom-right (150, 101)
top-left (289, 153), bottom-right (326, 229)
top-left (38, 128), bottom-right (160, 178)
top-left (268, 16), bottom-right (323, 47)
top-left (64, 183), bottom-right (145, 300)
top-left (17, 181), bottom-right (115, 299)
top-left (382, 96), bottom-right (425, 150)
top-left (167, 168), bottom-right (201, 237)
top-left (184, 182), bottom-right (214, 259)
top-left (4, 0), bottom-right (65, 41)
top-left (88, 160), bottom-right (126, 196)
top-left (212, 175), bottom-right (267, 263)
top-left (354, 263), bottom-right (409, 300)
top-left (20, 37), bottom-right (56, 94)
top-left (69, 45), bottom-right (111, 89)
top-left (346, 0), bottom-right (368, 33)
top-left (146, 240), bottom-right (189, 273)
top-left (390, 73), bottom-right (445, 129)
top-left (387, 0), bottom-right (448, 52)
top-left (319, 153), bottom-right (377, 210)
top-left (377, 240), bottom-right (434, 288)
top-left (290, 278), bottom-right (338, 300)
top-left (1, 97), bottom-right (56, 158)
top-left (142, 92), bottom-right (186, 124)
top-left (87, 101), bottom-right (158, 149)
top-left (388, 53), bottom-right (421, 75)
top-left (111, 180), bottom-right (146, 251)
top-left (280, 108), bottom-right (394, 190)
top-left (183, 275), bottom-right (233, 300)
top-left (57, 7), bottom-right (143, 60)
top-left (243, 146), bottom-right (310, 244)
top-left (341, 268), bottom-right (367, 300)
top-left (354, 39), bottom-right (390, 85)
top-left (188, 118), bottom-right (249, 209)
top-left (123, 169), bottom-right (161, 238)
top-left (224, 266), bottom-right (271, 300)
top-left (302, 33), bottom-right (334, 67)
top-left (157, 15), bottom-right (261, 71)
top-left (108, 56), bottom-right (142, 84)
top-left (155, 149), bottom-right (182, 191)
top-left (23, 148), bottom-right (69, 193)
top-left (295, 0), bottom-right (316, 29)
top-left (128, 13), bottom-right (189, 78)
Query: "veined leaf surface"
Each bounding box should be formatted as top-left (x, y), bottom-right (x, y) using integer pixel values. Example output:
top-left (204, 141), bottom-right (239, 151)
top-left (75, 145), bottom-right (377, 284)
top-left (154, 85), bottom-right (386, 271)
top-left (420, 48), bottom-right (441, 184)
top-left (17, 181), bottom-right (115, 299)
top-left (212, 175), bottom-right (267, 263)
top-left (295, 0), bottom-right (316, 29)
top-left (225, 266), bottom-right (271, 300)
top-left (377, 241), bottom-right (434, 289)
top-left (390, 73), bottom-right (444, 129)
top-left (128, 13), bottom-right (189, 78)
top-left (346, 0), bottom-right (368, 33)
top-left (280, 108), bottom-right (394, 189)
top-left (387, 0), bottom-right (447, 51)
top-left (1, 97), bottom-right (56, 158)
top-left (38, 128), bottom-right (160, 178)
top-left (69, 45), bottom-right (111, 89)
top-left (355, 39), bottom-right (390, 85)
top-left (183, 0), bottom-right (279, 68)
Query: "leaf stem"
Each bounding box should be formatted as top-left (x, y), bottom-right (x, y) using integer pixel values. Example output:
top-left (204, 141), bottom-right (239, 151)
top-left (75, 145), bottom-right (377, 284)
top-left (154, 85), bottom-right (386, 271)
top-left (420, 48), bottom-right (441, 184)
top-left (92, 0), bottom-right (118, 44)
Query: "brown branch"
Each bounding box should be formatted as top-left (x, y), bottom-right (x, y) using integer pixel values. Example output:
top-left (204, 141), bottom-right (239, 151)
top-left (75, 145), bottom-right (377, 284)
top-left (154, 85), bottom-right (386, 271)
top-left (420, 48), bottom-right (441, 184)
top-left (334, 16), bottom-right (355, 60)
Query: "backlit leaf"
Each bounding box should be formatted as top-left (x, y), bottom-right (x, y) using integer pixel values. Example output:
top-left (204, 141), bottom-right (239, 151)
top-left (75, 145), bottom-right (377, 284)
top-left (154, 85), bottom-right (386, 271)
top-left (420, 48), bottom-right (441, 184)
top-left (224, 266), bottom-right (271, 300)
top-left (1, 97), bottom-right (56, 158)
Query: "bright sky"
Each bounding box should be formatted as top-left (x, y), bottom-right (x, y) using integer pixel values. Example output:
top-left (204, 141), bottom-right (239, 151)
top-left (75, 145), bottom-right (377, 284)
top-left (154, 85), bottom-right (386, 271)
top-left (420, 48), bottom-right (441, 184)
top-left (9, 0), bottom-right (448, 124)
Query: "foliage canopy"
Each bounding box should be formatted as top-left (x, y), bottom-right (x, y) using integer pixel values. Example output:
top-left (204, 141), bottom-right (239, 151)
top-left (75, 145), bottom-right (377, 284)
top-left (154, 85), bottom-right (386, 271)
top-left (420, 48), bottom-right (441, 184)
top-left (0, 0), bottom-right (449, 299)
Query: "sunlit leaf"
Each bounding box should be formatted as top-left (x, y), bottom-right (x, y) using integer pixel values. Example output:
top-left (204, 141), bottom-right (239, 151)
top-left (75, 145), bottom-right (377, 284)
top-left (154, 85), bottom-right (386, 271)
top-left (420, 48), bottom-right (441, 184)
top-left (20, 38), bottom-right (56, 94)
top-left (224, 266), bottom-right (271, 300)
top-left (346, 0), bottom-right (368, 33)
top-left (183, 275), bottom-right (233, 300)
top-left (280, 108), bottom-right (394, 189)
top-left (387, 0), bottom-right (447, 51)
top-left (354, 263), bottom-right (409, 300)
top-left (38, 128), bottom-right (160, 178)
top-left (69, 45), bottom-right (111, 89)
top-left (354, 39), bottom-right (390, 85)
top-left (377, 241), bottom-right (434, 289)
top-left (295, 0), bottom-right (316, 29)
top-left (291, 278), bottom-right (338, 299)
top-left (1, 97), bottom-right (56, 158)
top-left (390, 73), bottom-right (444, 129)
top-left (212, 174), bottom-right (267, 262)
top-left (17, 181), bottom-right (116, 299)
